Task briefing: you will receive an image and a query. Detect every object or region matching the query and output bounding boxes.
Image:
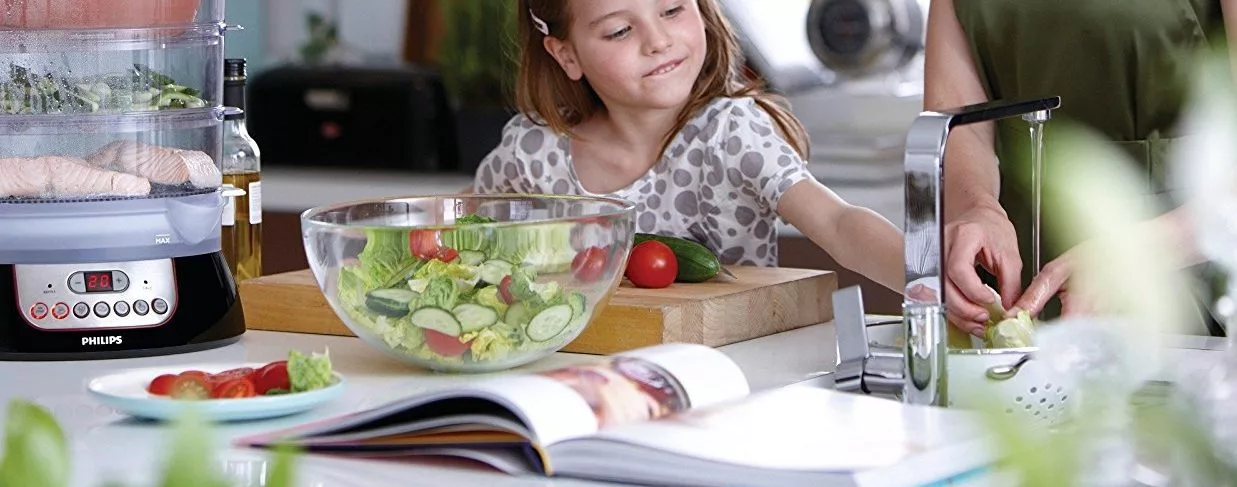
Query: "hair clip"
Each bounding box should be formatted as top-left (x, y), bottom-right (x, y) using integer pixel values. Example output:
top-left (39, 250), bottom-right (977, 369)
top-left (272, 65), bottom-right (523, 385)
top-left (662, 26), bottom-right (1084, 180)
top-left (529, 9), bottom-right (549, 36)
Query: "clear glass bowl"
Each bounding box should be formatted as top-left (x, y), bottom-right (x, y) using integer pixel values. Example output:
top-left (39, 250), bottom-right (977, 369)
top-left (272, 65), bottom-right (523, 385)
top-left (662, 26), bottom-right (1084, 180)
top-left (301, 194), bottom-right (636, 373)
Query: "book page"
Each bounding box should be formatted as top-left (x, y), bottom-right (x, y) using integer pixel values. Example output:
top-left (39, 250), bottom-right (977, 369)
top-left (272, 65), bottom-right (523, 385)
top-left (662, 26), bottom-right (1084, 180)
top-left (616, 343), bottom-right (750, 410)
top-left (236, 344), bottom-right (752, 469)
top-left (552, 386), bottom-right (988, 474)
top-left (521, 343), bottom-right (750, 433)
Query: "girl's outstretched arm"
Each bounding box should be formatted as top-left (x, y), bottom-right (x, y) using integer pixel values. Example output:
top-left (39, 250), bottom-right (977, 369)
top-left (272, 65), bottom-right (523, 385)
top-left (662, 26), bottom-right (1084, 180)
top-left (777, 179), bottom-right (904, 294)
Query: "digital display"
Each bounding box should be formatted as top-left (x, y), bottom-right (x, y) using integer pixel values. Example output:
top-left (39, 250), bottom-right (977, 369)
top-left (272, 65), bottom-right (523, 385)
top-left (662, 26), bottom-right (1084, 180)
top-left (84, 271), bottom-right (114, 292)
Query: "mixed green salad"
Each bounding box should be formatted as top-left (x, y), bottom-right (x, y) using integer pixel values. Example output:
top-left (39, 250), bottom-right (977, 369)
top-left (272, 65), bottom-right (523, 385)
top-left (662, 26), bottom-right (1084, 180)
top-left (335, 215), bottom-right (596, 367)
top-left (0, 63), bottom-right (206, 115)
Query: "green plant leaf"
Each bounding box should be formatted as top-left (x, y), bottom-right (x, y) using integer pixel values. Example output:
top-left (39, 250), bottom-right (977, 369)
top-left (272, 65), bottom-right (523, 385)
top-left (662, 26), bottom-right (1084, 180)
top-left (265, 442), bottom-right (301, 487)
top-left (156, 408), bottom-right (232, 487)
top-left (0, 399), bottom-right (70, 487)
top-left (437, 0), bottom-right (517, 108)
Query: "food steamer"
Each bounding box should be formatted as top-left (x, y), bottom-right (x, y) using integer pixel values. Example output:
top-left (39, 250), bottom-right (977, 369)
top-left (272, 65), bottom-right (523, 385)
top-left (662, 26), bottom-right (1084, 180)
top-left (0, 0), bottom-right (245, 359)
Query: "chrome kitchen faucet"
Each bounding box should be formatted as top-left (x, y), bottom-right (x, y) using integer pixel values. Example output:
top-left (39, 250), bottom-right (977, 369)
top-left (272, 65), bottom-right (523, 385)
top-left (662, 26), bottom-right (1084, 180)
top-left (835, 97), bottom-right (1061, 407)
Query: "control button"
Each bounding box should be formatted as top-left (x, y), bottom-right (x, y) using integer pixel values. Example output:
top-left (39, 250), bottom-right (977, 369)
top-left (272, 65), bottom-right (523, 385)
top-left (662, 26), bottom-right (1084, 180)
top-left (112, 271), bottom-right (129, 292)
top-left (51, 302), bottom-right (69, 320)
top-left (133, 300), bottom-right (150, 315)
top-left (73, 302), bottom-right (90, 318)
top-left (30, 303), bottom-right (48, 320)
top-left (113, 300), bottom-right (131, 317)
top-left (68, 272), bottom-right (85, 294)
top-left (93, 301), bottom-right (110, 318)
top-left (152, 298), bottom-right (169, 315)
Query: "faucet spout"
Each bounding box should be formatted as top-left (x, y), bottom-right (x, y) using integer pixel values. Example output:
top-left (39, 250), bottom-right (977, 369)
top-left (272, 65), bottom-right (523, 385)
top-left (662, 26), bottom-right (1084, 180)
top-left (902, 96), bottom-right (1061, 407)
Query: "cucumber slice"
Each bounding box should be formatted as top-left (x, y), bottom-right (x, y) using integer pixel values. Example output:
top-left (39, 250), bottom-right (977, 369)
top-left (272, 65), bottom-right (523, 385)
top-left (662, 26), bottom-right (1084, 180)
top-left (410, 306), bottom-right (463, 337)
top-left (365, 288), bottom-right (419, 317)
top-left (527, 304), bottom-right (574, 342)
top-left (453, 303), bottom-right (499, 333)
top-left (568, 292), bottom-right (587, 319)
top-left (479, 259), bottom-right (515, 286)
top-left (504, 301), bottom-right (535, 328)
top-left (458, 250), bottom-right (487, 266)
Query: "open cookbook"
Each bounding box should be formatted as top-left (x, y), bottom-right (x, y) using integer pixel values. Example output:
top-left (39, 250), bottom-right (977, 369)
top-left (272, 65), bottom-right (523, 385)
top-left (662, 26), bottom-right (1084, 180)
top-left (237, 344), bottom-right (996, 487)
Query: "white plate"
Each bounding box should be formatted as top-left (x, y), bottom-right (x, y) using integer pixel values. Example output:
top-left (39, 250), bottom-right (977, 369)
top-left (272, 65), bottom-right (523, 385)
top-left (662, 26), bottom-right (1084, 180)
top-left (87, 362), bottom-right (346, 422)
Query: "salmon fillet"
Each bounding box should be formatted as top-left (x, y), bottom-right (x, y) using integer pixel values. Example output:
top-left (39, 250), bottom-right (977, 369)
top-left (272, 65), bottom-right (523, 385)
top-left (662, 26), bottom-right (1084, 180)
top-left (85, 140), bottom-right (222, 188)
top-left (0, 155), bottom-right (151, 198)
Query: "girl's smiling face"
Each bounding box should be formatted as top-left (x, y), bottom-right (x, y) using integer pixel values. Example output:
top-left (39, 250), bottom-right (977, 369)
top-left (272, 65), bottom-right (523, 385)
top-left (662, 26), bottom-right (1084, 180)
top-left (544, 0), bottom-right (707, 111)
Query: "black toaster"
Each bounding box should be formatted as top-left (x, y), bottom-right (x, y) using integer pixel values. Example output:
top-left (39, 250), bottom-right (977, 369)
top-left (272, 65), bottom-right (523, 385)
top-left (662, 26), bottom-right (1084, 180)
top-left (246, 64), bottom-right (459, 172)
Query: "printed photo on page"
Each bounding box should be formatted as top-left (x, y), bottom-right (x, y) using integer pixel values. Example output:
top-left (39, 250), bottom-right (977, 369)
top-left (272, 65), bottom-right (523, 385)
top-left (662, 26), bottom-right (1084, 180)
top-left (537, 356), bottom-right (688, 429)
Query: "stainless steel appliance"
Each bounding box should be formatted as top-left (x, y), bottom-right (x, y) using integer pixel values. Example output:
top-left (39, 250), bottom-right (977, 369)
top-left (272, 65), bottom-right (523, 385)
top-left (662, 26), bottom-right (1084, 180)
top-left (0, 0), bottom-right (246, 360)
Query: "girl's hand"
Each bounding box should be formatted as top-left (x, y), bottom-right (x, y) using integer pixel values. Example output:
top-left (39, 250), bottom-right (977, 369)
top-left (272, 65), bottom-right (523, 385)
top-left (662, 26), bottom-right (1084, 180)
top-left (944, 204), bottom-right (1022, 337)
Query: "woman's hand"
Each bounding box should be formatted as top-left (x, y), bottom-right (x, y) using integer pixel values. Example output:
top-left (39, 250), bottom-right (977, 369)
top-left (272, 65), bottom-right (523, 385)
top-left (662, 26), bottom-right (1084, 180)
top-left (944, 203), bottom-right (1023, 336)
top-left (1009, 246), bottom-right (1100, 318)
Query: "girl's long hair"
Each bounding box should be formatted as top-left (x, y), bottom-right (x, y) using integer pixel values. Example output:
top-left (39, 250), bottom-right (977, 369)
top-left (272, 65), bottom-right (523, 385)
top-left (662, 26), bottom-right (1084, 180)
top-left (515, 0), bottom-right (810, 160)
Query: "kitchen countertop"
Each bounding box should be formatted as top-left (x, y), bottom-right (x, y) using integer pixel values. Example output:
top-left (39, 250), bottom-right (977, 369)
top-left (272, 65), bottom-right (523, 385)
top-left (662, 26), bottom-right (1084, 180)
top-left (0, 323), bottom-right (841, 487)
top-left (259, 164), bottom-right (906, 239)
top-left (1, 320), bottom-right (1227, 486)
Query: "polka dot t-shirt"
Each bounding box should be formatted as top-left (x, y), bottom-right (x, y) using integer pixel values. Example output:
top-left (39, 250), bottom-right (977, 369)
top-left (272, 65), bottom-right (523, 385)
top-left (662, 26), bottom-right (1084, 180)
top-left (472, 96), bottom-right (814, 267)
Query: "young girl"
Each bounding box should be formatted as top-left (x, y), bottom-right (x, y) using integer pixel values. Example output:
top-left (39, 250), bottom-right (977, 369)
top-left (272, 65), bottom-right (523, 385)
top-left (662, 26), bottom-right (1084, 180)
top-left (472, 0), bottom-right (903, 293)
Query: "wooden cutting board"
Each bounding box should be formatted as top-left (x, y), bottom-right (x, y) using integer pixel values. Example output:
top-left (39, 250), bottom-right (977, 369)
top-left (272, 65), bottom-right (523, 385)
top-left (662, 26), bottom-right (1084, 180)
top-left (237, 266), bottom-right (836, 355)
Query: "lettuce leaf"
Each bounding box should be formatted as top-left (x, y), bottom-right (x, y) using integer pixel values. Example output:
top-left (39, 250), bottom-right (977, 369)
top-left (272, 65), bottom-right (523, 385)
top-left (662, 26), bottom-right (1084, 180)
top-left (288, 349), bottom-right (335, 392)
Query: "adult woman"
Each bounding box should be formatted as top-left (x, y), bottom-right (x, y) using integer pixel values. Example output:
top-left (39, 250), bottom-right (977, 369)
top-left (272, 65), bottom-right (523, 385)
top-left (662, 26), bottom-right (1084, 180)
top-left (927, 0), bottom-right (1235, 336)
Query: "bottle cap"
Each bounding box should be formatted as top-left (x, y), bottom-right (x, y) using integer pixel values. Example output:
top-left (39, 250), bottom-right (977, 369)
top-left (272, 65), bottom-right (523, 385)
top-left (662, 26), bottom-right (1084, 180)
top-left (225, 58), bottom-right (247, 79)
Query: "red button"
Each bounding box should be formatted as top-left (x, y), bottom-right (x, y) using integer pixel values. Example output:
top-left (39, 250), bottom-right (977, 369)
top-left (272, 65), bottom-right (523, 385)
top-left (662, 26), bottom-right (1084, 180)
top-left (30, 303), bottom-right (48, 320)
top-left (51, 302), bottom-right (69, 320)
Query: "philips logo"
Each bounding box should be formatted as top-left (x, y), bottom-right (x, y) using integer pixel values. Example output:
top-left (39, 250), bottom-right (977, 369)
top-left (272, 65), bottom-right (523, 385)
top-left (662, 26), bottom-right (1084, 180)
top-left (82, 336), bottom-right (122, 346)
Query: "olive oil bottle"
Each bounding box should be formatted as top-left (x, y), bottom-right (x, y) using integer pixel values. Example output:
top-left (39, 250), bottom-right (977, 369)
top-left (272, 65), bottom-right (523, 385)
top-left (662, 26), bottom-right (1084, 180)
top-left (221, 58), bottom-right (263, 280)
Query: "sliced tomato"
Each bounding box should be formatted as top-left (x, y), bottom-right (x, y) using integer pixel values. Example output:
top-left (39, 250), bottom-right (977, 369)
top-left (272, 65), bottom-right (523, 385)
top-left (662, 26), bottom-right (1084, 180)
top-left (211, 377), bottom-right (256, 398)
top-left (209, 366), bottom-right (255, 385)
top-left (572, 246), bottom-right (607, 282)
top-left (147, 374), bottom-right (178, 396)
top-left (169, 375), bottom-right (211, 400)
top-left (498, 275), bottom-right (516, 304)
top-left (254, 361), bottom-right (290, 395)
top-left (424, 329), bottom-right (471, 357)
top-left (434, 247), bottom-right (459, 263)
top-left (178, 370), bottom-right (209, 381)
top-left (408, 229), bottom-right (441, 260)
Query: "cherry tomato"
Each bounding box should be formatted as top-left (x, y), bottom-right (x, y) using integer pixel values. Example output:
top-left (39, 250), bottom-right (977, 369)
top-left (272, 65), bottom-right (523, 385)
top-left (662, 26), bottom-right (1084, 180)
top-left (254, 361), bottom-right (290, 395)
top-left (498, 275), bottom-right (516, 304)
top-left (169, 375), bottom-right (211, 400)
top-left (435, 247), bottom-right (459, 263)
top-left (408, 230), bottom-right (441, 260)
top-left (147, 374), bottom-right (178, 396)
top-left (211, 377), bottom-right (256, 398)
top-left (625, 241), bottom-right (677, 289)
top-left (424, 329), bottom-right (471, 357)
top-left (209, 367), bottom-right (255, 385)
top-left (572, 246), bottom-right (607, 282)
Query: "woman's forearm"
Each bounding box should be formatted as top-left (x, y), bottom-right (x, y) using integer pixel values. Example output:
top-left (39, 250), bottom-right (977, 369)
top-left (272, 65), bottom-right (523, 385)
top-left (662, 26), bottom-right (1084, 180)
top-left (923, 0), bottom-right (1003, 220)
top-left (1144, 205), bottom-right (1206, 269)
